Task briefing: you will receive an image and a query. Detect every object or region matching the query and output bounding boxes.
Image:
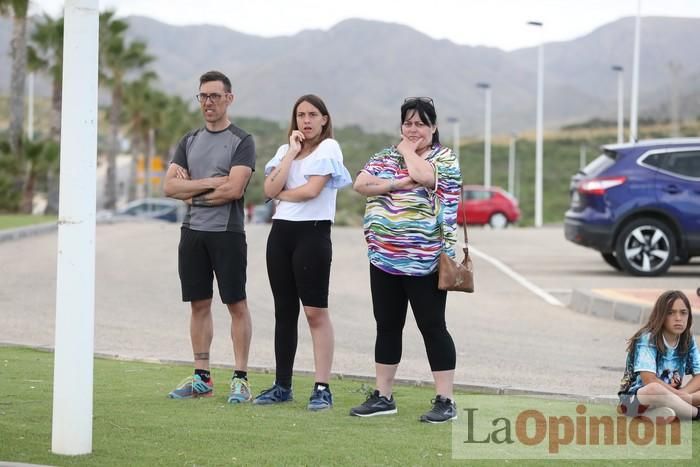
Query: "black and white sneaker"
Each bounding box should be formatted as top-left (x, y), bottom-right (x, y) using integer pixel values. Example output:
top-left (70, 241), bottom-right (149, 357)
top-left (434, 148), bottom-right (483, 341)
top-left (420, 395), bottom-right (457, 423)
top-left (349, 390), bottom-right (397, 417)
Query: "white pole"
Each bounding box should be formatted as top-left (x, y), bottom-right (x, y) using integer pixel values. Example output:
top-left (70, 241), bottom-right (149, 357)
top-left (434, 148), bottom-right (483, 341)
top-left (613, 66), bottom-right (624, 143)
top-left (447, 117), bottom-right (460, 166)
top-left (527, 21), bottom-right (544, 227)
top-left (535, 40), bottom-right (544, 227)
top-left (52, 0), bottom-right (99, 456)
top-left (452, 120), bottom-right (460, 162)
top-left (477, 82), bottom-right (492, 188)
top-left (618, 70), bottom-right (624, 143)
top-left (27, 72), bottom-right (34, 141)
top-left (484, 87), bottom-right (492, 189)
top-left (580, 144), bottom-right (587, 170)
top-left (668, 61), bottom-right (682, 138)
top-left (630, 0), bottom-right (641, 142)
top-left (508, 133), bottom-right (516, 195)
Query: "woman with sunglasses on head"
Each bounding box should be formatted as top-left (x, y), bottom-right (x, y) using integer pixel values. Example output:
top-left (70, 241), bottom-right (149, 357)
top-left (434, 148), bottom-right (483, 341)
top-left (349, 97), bottom-right (462, 423)
top-left (254, 95), bottom-right (351, 411)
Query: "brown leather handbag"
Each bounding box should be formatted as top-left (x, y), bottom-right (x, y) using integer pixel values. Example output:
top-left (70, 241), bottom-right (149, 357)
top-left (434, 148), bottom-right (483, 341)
top-left (436, 188), bottom-right (474, 293)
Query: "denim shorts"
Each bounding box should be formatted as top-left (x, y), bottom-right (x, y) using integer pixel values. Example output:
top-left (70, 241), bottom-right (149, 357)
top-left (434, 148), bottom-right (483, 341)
top-left (618, 393), bottom-right (649, 417)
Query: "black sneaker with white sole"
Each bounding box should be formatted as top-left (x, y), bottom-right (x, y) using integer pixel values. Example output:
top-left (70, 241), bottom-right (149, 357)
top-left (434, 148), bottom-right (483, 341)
top-left (349, 390), bottom-right (397, 417)
top-left (420, 395), bottom-right (457, 423)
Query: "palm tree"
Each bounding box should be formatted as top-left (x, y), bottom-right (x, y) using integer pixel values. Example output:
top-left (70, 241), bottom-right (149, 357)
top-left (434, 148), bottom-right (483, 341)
top-left (123, 71), bottom-right (160, 200)
top-left (25, 13), bottom-right (64, 214)
top-left (0, 137), bottom-right (21, 211)
top-left (156, 95), bottom-right (200, 159)
top-left (0, 0), bottom-right (29, 157)
top-left (27, 13), bottom-right (64, 141)
top-left (99, 10), bottom-right (154, 210)
top-left (123, 72), bottom-right (158, 156)
top-left (19, 137), bottom-right (59, 212)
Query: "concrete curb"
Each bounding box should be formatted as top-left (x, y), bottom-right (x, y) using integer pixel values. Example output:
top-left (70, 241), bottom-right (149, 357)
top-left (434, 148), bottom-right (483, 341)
top-left (2, 343), bottom-right (617, 406)
top-left (569, 288), bottom-right (700, 340)
top-left (0, 463), bottom-right (54, 467)
top-left (569, 289), bottom-right (649, 325)
top-left (0, 222), bottom-right (57, 243)
top-left (0, 217), bottom-right (170, 244)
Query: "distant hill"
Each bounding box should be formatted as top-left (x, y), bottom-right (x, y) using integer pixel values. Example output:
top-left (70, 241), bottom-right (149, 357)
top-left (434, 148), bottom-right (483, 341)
top-left (2, 15), bottom-right (700, 134)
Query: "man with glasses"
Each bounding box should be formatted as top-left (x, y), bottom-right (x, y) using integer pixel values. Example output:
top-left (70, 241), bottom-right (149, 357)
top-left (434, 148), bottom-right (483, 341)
top-left (164, 70), bottom-right (256, 404)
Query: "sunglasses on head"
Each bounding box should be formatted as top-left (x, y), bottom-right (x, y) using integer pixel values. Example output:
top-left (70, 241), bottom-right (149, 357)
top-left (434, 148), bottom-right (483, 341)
top-left (403, 96), bottom-right (435, 106)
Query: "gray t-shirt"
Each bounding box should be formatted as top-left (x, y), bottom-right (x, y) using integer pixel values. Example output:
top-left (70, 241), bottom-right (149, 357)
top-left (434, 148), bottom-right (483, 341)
top-left (172, 124), bottom-right (256, 233)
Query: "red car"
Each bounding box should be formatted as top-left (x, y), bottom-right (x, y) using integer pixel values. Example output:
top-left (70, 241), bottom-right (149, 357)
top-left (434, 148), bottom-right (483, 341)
top-left (457, 185), bottom-right (520, 228)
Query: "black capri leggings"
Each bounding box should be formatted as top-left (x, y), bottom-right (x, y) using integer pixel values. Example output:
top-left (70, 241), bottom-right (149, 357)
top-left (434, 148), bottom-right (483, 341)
top-left (370, 263), bottom-right (456, 372)
top-left (266, 219), bottom-right (332, 386)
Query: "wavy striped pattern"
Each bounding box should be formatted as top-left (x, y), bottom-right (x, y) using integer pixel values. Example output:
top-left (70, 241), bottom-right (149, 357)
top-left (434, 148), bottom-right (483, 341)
top-left (362, 145), bottom-right (462, 276)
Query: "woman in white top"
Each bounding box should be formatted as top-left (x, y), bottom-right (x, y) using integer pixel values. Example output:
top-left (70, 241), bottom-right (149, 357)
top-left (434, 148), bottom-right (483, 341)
top-left (254, 94), bottom-right (351, 410)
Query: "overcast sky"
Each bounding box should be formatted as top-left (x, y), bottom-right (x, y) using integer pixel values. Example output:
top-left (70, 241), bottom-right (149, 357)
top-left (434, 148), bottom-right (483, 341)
top-left (31, 0), bottom-right (700, 51)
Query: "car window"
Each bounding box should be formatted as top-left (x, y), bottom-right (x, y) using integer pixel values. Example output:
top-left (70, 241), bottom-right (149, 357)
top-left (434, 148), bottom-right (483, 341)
top-left (582, 154), bottom-right (616, 177)
top-left (124, 204), bottom-right (148, 214)
top-left (643, 152), bottom-right (669, 170)
top-left (644, 151), bottom-right (700, 178)
top-left (464, 190), bottom-right (493, 200)
top-left (666, 151), bottom-right (700, 178)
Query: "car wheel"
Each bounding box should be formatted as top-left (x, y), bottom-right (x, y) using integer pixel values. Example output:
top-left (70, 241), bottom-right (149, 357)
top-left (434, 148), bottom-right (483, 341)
top-left (489, 212), bottom-right (508, 229)
top-left (614, 218), bottom-right (676, 276)
top-left (601, 252), bottom-right (622, 270)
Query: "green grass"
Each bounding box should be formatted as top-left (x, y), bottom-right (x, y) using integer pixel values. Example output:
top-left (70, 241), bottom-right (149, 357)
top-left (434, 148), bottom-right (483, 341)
top-left (1, 346), bottom-right (699, 466)
top-left (0, 214), bottom-right (56, 230)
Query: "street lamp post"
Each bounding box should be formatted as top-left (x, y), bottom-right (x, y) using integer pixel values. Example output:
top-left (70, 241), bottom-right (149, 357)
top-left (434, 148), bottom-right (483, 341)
top-left (447, 117), bottom-right (460, 168)
top-left (630, 0), bottom-right (642, 142)
top-left (476, 82), bottom-right (491, 188)
top-left (612, 65), bottom-right (624, 143)
top-left (508, 132), bottom-right (517, 196)
top-left (668, 61), bottom-right (682, 137)
top-left (528, 20), bottom-right (544, 227)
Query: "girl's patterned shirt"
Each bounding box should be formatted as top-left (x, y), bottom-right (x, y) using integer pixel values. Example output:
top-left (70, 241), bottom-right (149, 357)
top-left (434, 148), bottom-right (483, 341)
top-left (624, 332), bottom-right (700, 395)
top-left (361, 145), bottom-right (461, 276)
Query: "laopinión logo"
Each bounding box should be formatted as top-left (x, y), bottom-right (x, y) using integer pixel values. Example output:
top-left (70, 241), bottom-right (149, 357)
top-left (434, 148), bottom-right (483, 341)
top-left (451, 395), bottom-right (692, 460)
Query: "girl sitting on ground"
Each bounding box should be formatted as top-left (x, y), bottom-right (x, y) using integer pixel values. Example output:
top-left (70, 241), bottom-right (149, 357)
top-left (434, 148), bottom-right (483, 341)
top-left (619, 290), bottom-right (700, 421)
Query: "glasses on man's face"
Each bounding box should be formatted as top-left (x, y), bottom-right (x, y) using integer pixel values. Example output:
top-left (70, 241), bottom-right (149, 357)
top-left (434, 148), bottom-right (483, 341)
top-left (403, 96), bottom-right (434, 106)
top-left (195, 93), bottom-right (227, 103)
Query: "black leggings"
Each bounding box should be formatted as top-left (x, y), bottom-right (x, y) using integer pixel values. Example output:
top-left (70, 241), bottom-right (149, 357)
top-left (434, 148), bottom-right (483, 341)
top-left (370, 263), bottom-right (456, 371)
top-left (266, 219), bottom-right (332, 386)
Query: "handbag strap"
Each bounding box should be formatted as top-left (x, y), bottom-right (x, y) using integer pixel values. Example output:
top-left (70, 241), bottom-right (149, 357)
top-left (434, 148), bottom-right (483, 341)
top-left (434, 184), bottom-right (469, 250)
top-left (459, 186), bottom-right (469, 245)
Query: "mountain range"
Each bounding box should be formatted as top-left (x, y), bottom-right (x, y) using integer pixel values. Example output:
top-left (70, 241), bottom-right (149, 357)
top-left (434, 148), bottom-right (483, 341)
top-left (2, 14), bottom-right (699, 135)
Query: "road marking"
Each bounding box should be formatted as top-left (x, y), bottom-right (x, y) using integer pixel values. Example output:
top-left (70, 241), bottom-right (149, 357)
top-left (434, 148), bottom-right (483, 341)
top-left (469, 245), bottom-right (564, 307)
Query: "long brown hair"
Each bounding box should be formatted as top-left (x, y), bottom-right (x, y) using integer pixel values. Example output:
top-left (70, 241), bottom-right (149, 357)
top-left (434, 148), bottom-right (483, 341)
top-left (626, 290), bottom-right (693, 355)
top-left (287, 94), bottom-right (333, 145)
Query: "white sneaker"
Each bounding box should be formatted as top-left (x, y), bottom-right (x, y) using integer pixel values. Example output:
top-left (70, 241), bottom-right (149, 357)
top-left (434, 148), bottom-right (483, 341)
top-left (642, 406), bottom-right (676, 423)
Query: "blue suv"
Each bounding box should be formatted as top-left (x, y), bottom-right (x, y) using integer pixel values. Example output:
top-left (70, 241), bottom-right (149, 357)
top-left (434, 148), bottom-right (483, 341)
top-left (565, 138), bottom-right (700, 276)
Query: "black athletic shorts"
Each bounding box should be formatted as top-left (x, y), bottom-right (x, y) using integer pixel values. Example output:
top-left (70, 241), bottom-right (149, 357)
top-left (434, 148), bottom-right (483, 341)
top-left (178, 227), bottom-right (247, 304)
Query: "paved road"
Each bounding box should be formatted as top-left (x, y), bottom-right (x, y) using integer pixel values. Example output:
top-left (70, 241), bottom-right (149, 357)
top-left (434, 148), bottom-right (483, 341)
top-left (1, 222), bottom-right (697, 397)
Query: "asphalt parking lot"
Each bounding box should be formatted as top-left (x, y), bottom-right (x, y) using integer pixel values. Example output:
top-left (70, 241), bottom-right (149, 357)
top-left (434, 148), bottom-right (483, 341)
top-left (467, 225), bottom-right (699, 301)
